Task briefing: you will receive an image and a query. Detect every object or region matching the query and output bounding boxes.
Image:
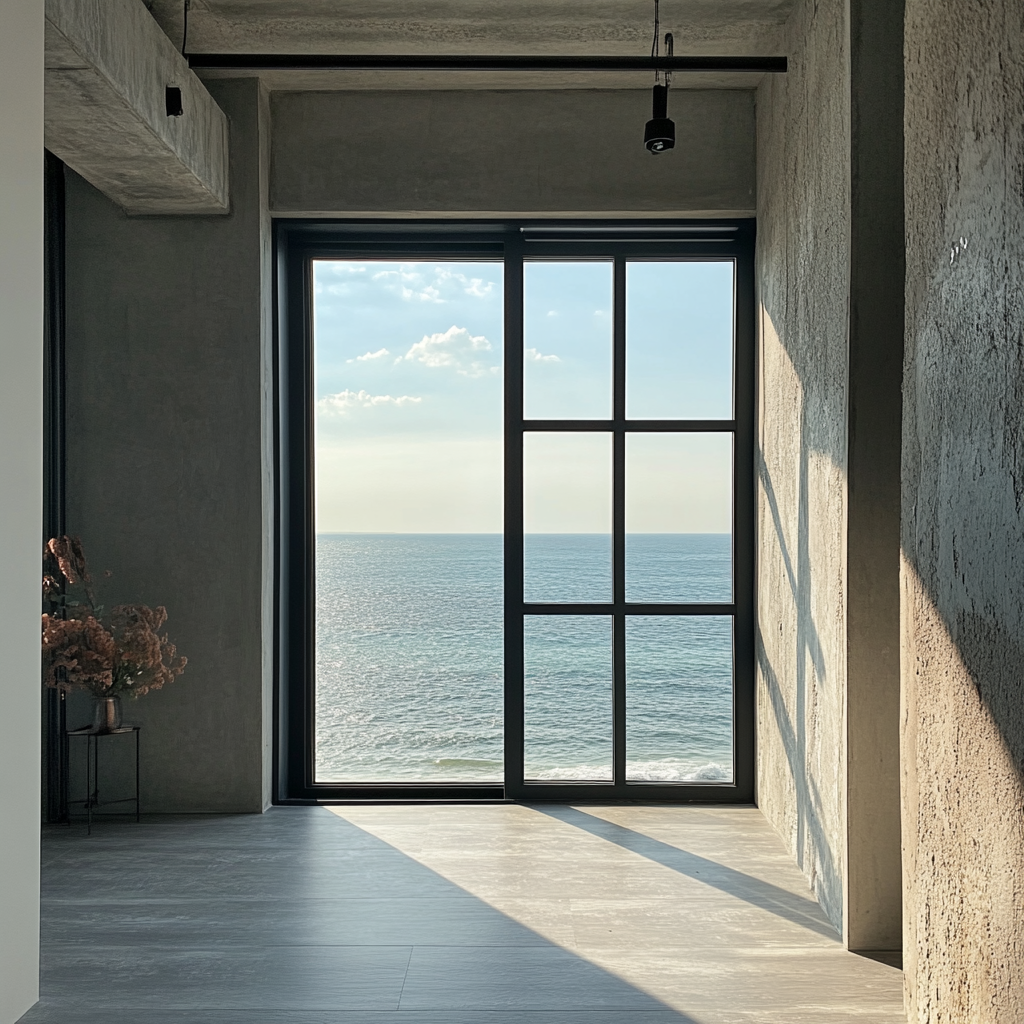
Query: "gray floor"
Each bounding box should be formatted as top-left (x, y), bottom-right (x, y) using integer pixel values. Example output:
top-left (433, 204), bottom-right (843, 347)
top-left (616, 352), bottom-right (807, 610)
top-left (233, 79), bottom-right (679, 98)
top-left (23, 804), bottom-right (905, 1023)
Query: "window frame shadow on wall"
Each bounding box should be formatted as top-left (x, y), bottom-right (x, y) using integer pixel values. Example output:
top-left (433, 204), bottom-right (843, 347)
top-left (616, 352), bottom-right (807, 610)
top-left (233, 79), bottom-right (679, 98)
top-left (273, 219), bottom-right (755, 804)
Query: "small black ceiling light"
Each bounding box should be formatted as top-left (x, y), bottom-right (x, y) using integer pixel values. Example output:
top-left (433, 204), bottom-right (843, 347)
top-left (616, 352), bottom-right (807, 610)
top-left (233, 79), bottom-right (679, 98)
top-left (644, 0), bottom-right (675, 154)
top-left (165, 86), bottom-right (184, 117)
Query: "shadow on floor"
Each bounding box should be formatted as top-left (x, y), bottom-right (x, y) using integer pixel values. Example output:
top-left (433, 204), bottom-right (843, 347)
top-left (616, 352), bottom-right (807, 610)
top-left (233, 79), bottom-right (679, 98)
top-left (22, 807), bottom-right (700, 1024)
top-left (532, 804), bottom-right (840, 940)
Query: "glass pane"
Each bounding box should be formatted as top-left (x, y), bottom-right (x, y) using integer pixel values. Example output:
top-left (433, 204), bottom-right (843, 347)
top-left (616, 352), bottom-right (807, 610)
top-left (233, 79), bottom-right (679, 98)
top-left (626, 617), bottom-right (734, 782)
top-left (626, 261), bottom-right (734, 419)
top-left (525, 616), bottom-right (612, 781)
top-left (312, 260), bottom-right (504, 782)
top-left (524, 432), bottom-right (611, 602)
top-left (626, 433), bottom-right (732, 603)
top-left (524, 261), bottom-right (613, 419)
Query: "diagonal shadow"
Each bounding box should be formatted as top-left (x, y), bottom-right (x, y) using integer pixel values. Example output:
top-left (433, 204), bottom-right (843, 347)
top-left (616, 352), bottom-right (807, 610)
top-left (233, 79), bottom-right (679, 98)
top-left (532, 805), bottom-right (840, 940)
top-left (757, 439), bottom-right (844, 929)
top-left (25, 807), bottom-right (704, 1023)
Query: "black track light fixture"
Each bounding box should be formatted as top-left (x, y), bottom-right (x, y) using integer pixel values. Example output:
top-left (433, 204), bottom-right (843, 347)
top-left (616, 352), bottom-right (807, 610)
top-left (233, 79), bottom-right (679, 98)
top-left (645, 83), bottom-right (674, 154)
top-left (644, 0), bottom-right (675, 154)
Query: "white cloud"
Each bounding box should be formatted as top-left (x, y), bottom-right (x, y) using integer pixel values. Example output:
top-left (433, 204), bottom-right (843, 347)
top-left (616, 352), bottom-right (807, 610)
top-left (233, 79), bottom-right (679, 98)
top-left (369, 266), bottom-right (497, 304)
top-left (546, 310), bottom-right (559, 317)
top-left (317, 390), bottom-right (422, 415)
top-left (322, 263), bottom-right (366, 275)
top-left (402, 325), bottom-right (495, 376)
top-left (347, 348), bottom-right (390, 363)
top-left (315, 264), bottom-right (368, 296)
top-left (525, 347), bottom-right (560, 363)
top-left (437, 269), bottom-right (494, 298)
top-left (372, 268), bottom-right (444, 304)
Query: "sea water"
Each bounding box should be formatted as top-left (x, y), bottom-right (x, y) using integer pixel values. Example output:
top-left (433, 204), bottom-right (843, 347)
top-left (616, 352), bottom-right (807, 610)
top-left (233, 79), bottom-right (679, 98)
top-left (314, 534), bottom-right (734, 783)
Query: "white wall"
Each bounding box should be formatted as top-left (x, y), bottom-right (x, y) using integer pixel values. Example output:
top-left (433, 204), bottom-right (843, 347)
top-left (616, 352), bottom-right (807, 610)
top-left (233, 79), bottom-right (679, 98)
top-left (0, 0), bottom-right (43, 1020)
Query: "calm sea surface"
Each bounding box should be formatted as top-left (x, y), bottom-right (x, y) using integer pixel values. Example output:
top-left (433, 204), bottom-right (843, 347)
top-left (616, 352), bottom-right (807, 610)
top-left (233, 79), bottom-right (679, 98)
top-left (315, 534), bottom-right (734, 783)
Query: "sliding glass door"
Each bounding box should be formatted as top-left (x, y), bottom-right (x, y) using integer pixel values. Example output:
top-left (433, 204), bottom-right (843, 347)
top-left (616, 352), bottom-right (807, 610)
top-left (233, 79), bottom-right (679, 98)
top-left (276, 222), bottom-right (753, 802)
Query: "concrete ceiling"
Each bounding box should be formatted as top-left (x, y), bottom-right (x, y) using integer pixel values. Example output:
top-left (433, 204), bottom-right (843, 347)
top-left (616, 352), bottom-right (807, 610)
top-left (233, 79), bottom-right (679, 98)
top-left (146, 0), bottom-right (795, 90)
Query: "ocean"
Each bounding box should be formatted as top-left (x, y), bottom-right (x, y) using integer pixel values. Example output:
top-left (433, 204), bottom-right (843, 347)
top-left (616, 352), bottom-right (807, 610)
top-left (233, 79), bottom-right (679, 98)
top-left (314, 534), bottom-right (734, 784)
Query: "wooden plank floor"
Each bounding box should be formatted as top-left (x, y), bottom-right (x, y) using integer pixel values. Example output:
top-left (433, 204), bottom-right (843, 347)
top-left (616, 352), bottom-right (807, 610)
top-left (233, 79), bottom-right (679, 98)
top-left (22, 804), bottom-right (905, 1024)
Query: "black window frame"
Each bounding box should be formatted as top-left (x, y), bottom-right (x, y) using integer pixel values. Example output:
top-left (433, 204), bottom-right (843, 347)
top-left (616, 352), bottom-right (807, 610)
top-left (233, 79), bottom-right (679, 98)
top-left (274, 219), bottom-right (755, 804)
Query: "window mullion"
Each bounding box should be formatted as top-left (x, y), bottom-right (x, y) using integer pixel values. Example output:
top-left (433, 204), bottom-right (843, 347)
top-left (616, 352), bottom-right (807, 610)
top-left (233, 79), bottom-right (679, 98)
top-left (504, 235), bottom-right (526, 798)
top-left (612, 255), bottom-right (627, 789)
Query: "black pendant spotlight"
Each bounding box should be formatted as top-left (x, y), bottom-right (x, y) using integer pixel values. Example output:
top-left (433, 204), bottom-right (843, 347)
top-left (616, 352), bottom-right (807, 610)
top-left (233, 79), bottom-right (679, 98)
top-left (645, 82), bottom-right (674, 154)
top-left (644, 0), bottom-right (675, 154)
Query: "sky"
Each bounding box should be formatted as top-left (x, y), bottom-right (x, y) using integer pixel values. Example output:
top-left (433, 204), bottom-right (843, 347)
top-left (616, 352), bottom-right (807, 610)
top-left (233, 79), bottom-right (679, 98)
top-left (313, 259), bottom-right (734, 533)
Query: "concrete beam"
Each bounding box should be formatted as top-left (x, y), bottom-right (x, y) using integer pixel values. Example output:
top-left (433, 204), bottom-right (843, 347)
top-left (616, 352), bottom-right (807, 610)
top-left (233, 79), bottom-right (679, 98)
top-left (155, 0), bottom-right (794, 91)
top-left (45, 0), bottom-right (229, 215)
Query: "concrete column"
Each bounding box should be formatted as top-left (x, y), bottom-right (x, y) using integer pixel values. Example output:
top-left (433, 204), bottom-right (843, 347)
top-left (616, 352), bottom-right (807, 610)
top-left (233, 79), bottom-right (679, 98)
top-left (844, 0), bottom-right (905, 953)
top-left (0, 0), bottom-right (44, 1020)
top-left (756, 0), bottom-right (904, 951)
top-left (63, 78), bottom-right (273, 813)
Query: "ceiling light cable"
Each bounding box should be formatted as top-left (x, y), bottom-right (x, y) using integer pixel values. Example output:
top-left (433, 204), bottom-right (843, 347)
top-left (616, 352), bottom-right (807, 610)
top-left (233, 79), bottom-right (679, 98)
top-left (651, 0), bottom-right (661, 83)
top-left (181, 0), bottom-right (190, 56)
top-left (644, 0), bottom-right (675, 153)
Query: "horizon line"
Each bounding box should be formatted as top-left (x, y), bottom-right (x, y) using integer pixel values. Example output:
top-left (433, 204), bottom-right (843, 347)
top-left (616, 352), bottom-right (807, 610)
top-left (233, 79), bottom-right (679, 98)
top-left (315, 531), bottom-right (732, 536)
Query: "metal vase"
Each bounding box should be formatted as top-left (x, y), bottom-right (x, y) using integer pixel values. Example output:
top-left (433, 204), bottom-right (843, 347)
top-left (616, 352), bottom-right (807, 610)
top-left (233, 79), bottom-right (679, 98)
top-left (92, 696), bottom-right (122, 733)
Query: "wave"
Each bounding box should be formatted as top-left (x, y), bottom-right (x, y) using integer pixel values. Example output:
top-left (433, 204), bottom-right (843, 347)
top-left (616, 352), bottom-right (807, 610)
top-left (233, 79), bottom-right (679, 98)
top-left (432, 757), bottom-right (504, 769)
top-left (526, 760), bottom-right (732, 783)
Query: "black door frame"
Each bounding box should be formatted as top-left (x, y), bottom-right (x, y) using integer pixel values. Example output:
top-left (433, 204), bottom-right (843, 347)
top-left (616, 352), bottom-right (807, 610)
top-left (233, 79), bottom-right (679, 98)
top-left (274, 219), bottom-right (755, 804)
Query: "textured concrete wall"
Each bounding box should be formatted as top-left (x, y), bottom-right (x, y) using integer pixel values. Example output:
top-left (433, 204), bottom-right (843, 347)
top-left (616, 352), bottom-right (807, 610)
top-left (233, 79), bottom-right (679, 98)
top-left (902, 1), bottom-right (1024, 1019)
top-left (0, 1), bottom-right (43, 1019)
top-left (63, 78), bottom-right (272, 813)
top-left (844, 0), bottom-right (904, 953)
top-left (45, 0), bottom-right (229, 214)
top-left (270, 89), bottom-right (755, 216)
top-left (755, 0), bottom-right (850, 932)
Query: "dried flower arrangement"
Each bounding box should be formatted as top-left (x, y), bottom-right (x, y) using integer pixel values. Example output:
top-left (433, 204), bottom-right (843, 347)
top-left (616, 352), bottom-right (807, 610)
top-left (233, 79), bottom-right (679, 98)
top-left (41, 536), bottom-right (187, 699)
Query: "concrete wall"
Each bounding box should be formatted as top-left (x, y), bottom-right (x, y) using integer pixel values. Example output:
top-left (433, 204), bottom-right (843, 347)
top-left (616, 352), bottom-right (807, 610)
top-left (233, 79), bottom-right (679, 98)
top-left (844, 0), bottom-right (904, 954)
top-left (902, 0), bottom-right (1024, 1019)
top-left (755, 0), bottom-right (904, 952)
top-left (755, 0), bottom-right (851, 933)
top-left (0, 0), bottom-right (43, 1019)
top-left (270, 89), bottom-right (755, 217)
top-left (63, 78), bottom-right (273, 813)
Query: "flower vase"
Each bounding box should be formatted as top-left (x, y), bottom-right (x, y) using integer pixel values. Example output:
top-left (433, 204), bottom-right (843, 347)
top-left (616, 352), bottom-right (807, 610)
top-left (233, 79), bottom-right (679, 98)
top-left (92, 696), bottom-right (122, 733)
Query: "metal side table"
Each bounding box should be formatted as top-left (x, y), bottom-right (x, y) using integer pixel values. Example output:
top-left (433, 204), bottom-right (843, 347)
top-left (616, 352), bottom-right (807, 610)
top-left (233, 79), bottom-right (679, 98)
top-left (65, 725), bottom-right (140, 834)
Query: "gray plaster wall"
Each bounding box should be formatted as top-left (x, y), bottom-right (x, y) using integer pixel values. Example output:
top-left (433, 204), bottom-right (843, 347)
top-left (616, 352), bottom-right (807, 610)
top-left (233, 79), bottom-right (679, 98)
top-left (754, 0), bottom-right (850, 933)
top-left (902, 0), bottom-right (1024, 1019)
top-left (63, 78), bottom-right (272, 813)
top-left (0, 3), bottom-right (44, 1020)
top-left (270, 89), bottom-right (755, 216)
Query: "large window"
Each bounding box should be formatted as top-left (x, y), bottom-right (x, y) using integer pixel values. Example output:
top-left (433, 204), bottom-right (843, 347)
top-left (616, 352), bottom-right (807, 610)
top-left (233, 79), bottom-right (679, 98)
top-left (312, 259), bottom-right (504, 784)
top-left (276, 222), bottom-right (754, 802)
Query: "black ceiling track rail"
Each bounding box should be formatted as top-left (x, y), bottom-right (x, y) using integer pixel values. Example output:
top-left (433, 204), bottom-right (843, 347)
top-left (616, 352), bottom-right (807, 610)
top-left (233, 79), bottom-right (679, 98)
top-left (188, 54), bottom-right (787, 73)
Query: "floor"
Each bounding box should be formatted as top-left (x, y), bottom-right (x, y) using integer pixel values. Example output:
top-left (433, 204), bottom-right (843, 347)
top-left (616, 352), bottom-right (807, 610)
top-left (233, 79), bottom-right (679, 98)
top-left (23, 804), bottom-right (905, 1024)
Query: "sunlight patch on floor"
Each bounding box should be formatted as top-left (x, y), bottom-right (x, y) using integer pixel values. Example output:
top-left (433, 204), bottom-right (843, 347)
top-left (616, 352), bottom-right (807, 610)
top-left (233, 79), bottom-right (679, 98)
top-left (326, 804), bottom-right (903, 1022)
